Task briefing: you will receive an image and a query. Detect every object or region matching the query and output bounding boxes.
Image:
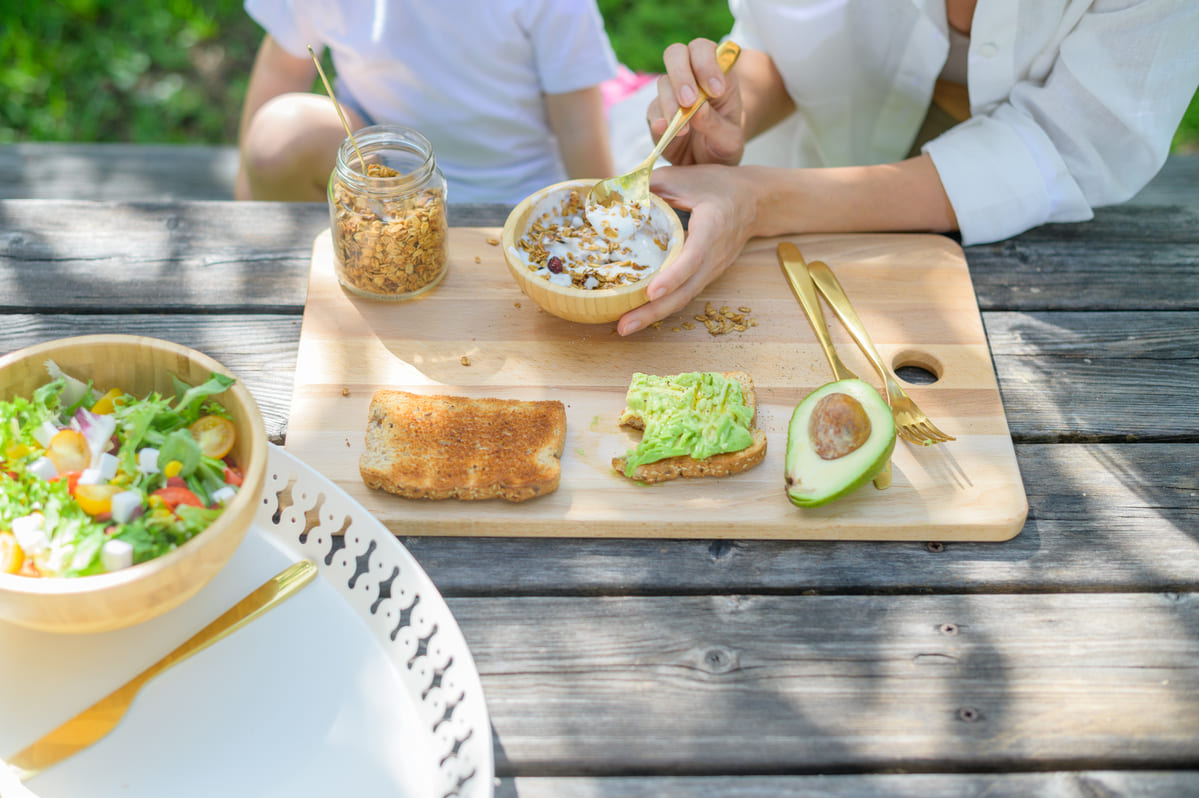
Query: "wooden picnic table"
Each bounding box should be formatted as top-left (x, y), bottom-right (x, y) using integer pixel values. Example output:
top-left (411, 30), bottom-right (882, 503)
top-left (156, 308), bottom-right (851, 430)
top-left (1, 148), bottom-right (1197, 796)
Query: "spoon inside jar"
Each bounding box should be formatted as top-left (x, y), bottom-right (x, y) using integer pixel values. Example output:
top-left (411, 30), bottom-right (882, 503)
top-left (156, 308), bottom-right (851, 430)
top-left (307, 44), bottom-right (393, 220)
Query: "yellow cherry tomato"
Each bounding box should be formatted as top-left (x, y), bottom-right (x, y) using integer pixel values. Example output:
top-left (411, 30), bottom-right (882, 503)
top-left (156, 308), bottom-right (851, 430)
top-left (5, 442), bottom-right (33, 462)
top-left (46, 429), bottom-right (91, 474)
top-left (91, 388), bottom-right (124, 415)
top-left (75, 483), bottom-right (122, 516)
top-left (0, 532), bottom-right (24, 574)
top-left (188, 415), bottom-right (236, 459)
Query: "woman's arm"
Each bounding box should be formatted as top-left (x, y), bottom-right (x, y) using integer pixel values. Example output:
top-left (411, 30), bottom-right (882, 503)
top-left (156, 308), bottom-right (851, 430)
top-left (616, 155), bottom-right (957, 335)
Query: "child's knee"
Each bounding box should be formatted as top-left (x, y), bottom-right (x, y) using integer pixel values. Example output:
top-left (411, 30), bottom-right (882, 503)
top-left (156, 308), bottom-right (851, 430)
top-left (243, 94), bottom-right (313, 173)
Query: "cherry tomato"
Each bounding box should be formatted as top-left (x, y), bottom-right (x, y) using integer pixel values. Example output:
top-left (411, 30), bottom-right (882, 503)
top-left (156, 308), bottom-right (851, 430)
top-left (223, 465), bottom-right (244, 487)
top-left (0, 532), bottom-right (24, 575)
top-left (4, 442), bottom-right (33, 463)
top-left (151, 486), bottom-right (205, 511)
top-left (46, 429), bottom-right (90, 474)
top-left (188, 415), bottom-right (236, 459)
top-left (90, 388), bottom-right (124, 415)
top-left (75, 483), bottom-right (122, 516)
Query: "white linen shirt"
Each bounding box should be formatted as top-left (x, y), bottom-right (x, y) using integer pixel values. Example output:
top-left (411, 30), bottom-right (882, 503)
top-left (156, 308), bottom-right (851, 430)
top-left (247, 0), bottom-right (618, 203)
top-left (730, 0), bottom-right (1199, 244)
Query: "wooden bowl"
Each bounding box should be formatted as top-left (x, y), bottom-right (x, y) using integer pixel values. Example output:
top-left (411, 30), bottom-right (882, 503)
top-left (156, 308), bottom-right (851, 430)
top-left (0, 335), bottom-right (267, 634)
top-left (501, 178), bottom-right (685, 324)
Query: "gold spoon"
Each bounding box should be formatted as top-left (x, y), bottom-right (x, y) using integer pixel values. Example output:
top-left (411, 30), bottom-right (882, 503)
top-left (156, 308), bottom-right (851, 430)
top-left (307, 44), bottom-right (369, 172)
top-left (589, 40), bottom-right (741, 207)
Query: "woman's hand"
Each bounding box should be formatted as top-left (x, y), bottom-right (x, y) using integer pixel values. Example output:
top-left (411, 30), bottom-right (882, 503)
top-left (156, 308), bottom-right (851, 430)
top-left (647, 38), bottom-right (747, 167)
top-left (616, 164), bottom-right (758, 336)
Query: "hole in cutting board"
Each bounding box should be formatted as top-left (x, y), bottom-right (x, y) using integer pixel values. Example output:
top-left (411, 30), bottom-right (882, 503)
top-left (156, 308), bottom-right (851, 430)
top-left (892, 349), bottom-right (944, 385)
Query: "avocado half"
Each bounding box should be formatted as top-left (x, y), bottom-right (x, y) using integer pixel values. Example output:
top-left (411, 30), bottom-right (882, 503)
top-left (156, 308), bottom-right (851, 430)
top-left (785, 379), bottom-right (896, 508)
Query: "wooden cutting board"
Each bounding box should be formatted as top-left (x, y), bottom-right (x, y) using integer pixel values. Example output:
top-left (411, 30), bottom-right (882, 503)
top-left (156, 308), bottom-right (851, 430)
top-left (284, 228), bottom-right (1026, 540)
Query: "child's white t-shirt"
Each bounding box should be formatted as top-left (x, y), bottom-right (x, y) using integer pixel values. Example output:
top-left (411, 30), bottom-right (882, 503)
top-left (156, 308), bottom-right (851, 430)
top-left (247, 0), bottom-right (618, 203)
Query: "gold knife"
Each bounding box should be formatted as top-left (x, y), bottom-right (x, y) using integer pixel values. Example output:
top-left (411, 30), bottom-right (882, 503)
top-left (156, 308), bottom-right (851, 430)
top-left (4, 559), bottom-right (317, 782)
top-left (777, 241), bottom-right (892, 489)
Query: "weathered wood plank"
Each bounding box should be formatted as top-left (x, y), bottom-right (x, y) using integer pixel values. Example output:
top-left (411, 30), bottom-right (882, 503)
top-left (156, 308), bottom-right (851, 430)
top-left (450, 592), bottom-right (1199, 773)
top-left (0, 143), bottom-right (240, 202)
top-left (496, 772), bottom-right (1199, 798)
top-left (965, 204), bottom-right (1199, 312)
top-left (3, 198), bottom-right (1198, 315)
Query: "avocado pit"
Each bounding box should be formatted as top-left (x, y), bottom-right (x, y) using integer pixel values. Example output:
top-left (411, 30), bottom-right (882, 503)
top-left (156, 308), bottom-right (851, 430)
top-left (808, 392), bottom-right (871, 460)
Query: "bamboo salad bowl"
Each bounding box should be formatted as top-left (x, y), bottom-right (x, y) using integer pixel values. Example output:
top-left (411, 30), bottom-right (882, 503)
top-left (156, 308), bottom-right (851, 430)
top-left (501, 178), bottom-right (685, 324)
top-left (0, 335), bottom-right (267, 634)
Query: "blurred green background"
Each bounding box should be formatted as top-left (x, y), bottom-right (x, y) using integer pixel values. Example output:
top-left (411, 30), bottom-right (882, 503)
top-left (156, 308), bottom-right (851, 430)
top-left (2, 0), bottom-right (1196, 151)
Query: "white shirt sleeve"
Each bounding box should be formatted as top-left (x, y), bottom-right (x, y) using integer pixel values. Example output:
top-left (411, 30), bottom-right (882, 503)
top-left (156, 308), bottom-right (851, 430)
top-left (520, 0), bottom-right (618, 95)
top-left (925, 0), bottom-right (1199, 245)
top-left (244, 0), bottom-right (324, 58)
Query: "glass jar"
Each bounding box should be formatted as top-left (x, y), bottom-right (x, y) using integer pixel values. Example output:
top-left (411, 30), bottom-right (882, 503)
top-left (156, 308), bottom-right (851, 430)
top-left (327, 125), bottom-right (449, 300)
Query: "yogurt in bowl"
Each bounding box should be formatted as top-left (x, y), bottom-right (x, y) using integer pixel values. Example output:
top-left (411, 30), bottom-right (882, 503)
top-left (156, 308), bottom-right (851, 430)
top-left (501, 179), bottom-right (684, 324)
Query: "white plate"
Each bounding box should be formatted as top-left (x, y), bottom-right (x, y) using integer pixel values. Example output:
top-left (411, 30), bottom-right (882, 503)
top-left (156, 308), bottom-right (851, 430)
top-left (0, 444), bottom-right (493, 798)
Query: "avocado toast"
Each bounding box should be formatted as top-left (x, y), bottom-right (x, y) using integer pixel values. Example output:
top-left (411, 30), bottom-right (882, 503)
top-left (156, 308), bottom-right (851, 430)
top-left (612, 371), bottom-right (767, 484)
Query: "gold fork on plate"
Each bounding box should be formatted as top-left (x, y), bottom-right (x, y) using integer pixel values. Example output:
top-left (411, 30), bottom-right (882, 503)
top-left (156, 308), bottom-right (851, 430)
top-left (806, 260), bottom-right (955, 446)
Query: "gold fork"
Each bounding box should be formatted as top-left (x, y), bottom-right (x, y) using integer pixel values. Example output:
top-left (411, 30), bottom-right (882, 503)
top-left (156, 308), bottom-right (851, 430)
top-left (806, 260), bottom-right (955, 446)
top-left (777, 242), bottom-right (892, 490)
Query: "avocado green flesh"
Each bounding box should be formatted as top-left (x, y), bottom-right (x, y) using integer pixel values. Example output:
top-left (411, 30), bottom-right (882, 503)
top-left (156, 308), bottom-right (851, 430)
top-left (623, 372), bottom-right (755, 475)
top-left (785, 379), bottom-right (896, 507)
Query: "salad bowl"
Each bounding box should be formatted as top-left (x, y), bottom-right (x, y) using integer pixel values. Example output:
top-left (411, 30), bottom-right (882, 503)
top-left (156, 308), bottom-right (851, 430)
top-left (0, 335), bottom-right (267, 634)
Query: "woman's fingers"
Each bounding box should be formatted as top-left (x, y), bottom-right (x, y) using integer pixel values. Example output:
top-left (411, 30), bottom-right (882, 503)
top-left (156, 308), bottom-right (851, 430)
top-left (617, 166), bottom-right (752, 336)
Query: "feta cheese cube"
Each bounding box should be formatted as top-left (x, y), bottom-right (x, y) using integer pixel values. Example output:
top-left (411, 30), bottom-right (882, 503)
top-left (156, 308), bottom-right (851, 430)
top-left (101, 539), bottom-right (134, 572)
top-left (110, 490), bottom-right (143, 523)
top-left (28, 456), bottom-right (58, 481)
top-left (33, 420), bottom-right (59, 447)
top-left (12, 513), bottom-right (48, 555)
top-left (212, 485), bottom-right (238, 505)
top-left (137, 447), bottom-right (161, 474)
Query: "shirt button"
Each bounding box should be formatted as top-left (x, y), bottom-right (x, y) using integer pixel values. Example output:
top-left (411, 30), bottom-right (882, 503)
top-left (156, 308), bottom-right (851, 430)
top-left (977, 42), bottom-right (999, 58)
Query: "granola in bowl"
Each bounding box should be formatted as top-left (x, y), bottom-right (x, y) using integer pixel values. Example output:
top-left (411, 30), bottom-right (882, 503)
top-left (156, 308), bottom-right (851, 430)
top-left (509, 186), bottom-right (675, 290)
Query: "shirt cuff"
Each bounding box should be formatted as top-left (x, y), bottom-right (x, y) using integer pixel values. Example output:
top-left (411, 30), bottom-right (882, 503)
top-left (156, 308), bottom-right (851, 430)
top-left (922, 109), bottom-right (1092, 245)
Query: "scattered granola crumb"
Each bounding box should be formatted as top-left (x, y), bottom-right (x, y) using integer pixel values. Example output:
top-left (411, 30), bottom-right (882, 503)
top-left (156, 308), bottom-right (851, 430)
top-left (341, 387), bottom-right (350, 397)
top-left (514, 301), bottom-right (522, 308)
top-left (474, 255), bottom-right (481, 263)
top-left (486, 237), bottom-right (500, 246)
top-left (700, 300), bottom-right (757, 336)
top-left (460, 355), bottom-right (471, 366)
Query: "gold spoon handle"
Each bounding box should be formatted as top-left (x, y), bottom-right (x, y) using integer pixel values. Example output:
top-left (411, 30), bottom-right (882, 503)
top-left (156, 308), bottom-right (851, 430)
top-left (6, 560), bottom-right (317, 781)
top-left (806, 260), bottom-right (905, 402)
top-left (645, 40), bottom-right (742, 167)
top-left (777, 242), bottom-right (857, 382)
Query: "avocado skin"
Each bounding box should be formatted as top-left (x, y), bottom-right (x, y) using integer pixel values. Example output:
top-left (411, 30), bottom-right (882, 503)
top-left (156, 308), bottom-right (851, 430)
top-left (784, 379), bottom-right (896, 508)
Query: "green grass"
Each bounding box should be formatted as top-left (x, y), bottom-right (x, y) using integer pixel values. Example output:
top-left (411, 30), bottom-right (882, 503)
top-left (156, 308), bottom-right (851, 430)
top-left (1, 0), bottom-right (1195, 153)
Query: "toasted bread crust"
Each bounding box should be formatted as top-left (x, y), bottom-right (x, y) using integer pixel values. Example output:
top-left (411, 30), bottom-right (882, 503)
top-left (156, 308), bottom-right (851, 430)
top-left (613, 427), bottom-right (767, 483)
top-left (360, 390), bottom-right (566, 502)
top-left (613, 371), bottom-right (766, 483)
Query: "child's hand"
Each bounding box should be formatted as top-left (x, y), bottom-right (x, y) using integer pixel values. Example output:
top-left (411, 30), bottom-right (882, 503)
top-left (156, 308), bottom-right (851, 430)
top-left (647, 38), bottom-right (746, 168)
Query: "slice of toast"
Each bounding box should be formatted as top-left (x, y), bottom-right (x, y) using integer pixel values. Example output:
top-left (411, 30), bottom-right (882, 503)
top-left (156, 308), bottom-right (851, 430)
top-left (611, 371), bottom-right (767, 484)
top-left (360, 390), bottom-right (566, 502)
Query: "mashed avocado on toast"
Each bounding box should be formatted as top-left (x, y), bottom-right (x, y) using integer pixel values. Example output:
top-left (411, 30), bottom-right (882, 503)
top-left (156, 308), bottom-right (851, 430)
top-left (615, 372), bottom-right (765, 482)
